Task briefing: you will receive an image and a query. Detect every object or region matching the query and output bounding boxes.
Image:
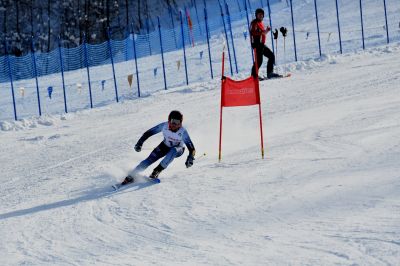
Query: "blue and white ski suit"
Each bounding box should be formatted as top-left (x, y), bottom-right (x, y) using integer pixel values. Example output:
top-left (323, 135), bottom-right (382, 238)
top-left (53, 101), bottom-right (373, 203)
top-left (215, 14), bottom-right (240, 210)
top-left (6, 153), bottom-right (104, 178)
top-left (132, 122), bottom-right (195, 173)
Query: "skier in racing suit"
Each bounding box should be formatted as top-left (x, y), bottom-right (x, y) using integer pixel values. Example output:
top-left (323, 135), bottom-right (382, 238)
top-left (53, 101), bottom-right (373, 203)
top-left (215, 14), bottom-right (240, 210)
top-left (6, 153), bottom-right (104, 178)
top-left (122, 110), bottom-right (195, 184)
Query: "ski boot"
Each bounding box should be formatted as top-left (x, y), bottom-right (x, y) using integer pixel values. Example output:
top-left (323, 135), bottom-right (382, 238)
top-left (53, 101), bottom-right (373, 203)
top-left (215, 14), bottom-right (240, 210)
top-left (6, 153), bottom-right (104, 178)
top-left (267, 72), bottom-right (283, 79)
top-left (121, 175), bottom-right (134, 185)
top-left (149, 165), bottom-right (164, 179)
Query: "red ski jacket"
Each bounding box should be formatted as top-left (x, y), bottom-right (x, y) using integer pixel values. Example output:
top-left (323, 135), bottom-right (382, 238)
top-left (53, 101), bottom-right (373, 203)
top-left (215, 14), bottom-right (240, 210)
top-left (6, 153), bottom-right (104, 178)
top-left (250, 19), bottom-right (270, 46)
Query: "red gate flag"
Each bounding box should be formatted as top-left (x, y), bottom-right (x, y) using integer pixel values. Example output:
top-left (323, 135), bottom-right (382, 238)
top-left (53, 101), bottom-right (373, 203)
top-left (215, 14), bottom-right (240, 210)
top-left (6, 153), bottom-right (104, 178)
top-left (221, 76), bottom-right (260, 107)
top-left (219, 49), bottom-right (265, 162)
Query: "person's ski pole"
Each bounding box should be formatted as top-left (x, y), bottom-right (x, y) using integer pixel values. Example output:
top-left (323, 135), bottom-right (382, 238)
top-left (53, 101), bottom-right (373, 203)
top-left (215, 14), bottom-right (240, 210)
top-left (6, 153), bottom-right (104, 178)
top-left (196, 152), bottom-right (207, 161)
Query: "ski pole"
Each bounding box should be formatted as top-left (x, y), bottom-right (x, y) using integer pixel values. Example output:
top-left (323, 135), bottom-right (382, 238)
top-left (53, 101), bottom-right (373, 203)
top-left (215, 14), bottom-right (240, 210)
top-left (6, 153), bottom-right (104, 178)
top-left (273, 28), bottom-right (278, 64)
top-left (196, 152), bottom-right (207, 161)
top-left (280, 27), bottom-right (288, 76)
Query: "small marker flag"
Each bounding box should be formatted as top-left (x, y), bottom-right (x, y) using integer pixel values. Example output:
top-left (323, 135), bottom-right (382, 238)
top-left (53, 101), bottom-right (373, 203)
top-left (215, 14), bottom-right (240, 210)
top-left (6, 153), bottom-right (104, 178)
top-left (127, 74), bottom-right (133, 87)
top-left (47, 86), bottom-right (53, 99)
top-left (19, 87), bottom-right (25, 97)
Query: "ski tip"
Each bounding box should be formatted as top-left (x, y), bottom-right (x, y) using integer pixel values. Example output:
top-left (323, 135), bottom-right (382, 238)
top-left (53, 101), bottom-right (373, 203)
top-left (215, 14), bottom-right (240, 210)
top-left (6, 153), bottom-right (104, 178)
top-left (149, 177), bottom-right (161, 183)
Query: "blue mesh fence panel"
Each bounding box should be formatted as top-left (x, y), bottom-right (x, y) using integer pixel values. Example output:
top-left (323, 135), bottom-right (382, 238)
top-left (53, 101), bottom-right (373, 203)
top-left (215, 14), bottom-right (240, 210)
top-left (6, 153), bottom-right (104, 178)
top-left (86, 42), bottom-right (114, 107)
top-left (229, 9), bottom-right (254, 74)
top-left (61, 45), bottom-right (93, 112)
top-left (36, 49), bottom-right (61, 77)
top-left (362, 0), bottom-right (389, 48)
top-left (161, 27), bottom-right (187, 88)
top-left (387, 0), bottom-right (400, 43)
top-left (10, 55), bottom-right (39, 118)
top-left (63, 45), bottom-right (85, 72)
top-left (111, 38), bottom-right (129, 64)
top-left (313, 0), bottom-right (342, 56)
top-left (291, 0), bottom-right (320, 60)
top-left (12, 54), bottom-right (34, 81)
top-left (1, 0), bottom-right (400, 121)
top-left (111, 38), bottom-right (137, 101)
top-left (0, 55), bottom-right (14, 121)
top-left (339, 1), bottom-right (365, 52)
top-left (34, 49), bottom-right (65, 116)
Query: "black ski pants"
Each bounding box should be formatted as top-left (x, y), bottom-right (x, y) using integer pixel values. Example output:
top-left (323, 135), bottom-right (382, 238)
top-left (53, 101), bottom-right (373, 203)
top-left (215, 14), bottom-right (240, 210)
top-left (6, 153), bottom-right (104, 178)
top-left (251, 44), bottom-right (275, 77)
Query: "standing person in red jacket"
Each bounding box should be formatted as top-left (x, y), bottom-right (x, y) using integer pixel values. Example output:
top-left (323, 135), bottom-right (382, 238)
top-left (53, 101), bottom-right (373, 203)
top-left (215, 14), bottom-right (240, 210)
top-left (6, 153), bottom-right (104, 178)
top-left (250, 8), bottom-right (281, 79)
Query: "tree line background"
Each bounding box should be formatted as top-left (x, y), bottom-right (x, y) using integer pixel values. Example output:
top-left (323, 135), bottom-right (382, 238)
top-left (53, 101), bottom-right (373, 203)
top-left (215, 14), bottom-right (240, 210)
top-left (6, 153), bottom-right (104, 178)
top-left (0, 0), bottom-right (194, 56)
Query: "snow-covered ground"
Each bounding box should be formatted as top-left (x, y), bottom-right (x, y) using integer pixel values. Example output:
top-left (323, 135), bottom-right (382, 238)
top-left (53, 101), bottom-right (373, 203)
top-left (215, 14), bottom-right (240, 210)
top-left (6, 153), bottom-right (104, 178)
top-left (1, 42), bottom-right (400, 265)
top-left (1, 0), bottom-right (400, 265)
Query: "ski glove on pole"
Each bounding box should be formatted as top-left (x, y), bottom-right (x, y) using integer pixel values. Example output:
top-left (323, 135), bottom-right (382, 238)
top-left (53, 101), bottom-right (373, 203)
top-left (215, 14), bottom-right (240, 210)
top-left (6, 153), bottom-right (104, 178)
top-left (273, 29), bottom-right (279, 39)
top-left (280, 27), bottom-right (288, 37)
top-left (134, 143), bottom-right (142, 152)
top-left (185, 155), bottom-right (195, 168)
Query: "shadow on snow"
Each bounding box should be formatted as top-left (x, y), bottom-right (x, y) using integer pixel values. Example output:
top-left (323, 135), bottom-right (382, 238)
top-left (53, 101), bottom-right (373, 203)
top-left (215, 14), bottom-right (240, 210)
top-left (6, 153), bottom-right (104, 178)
top-left (0, 178), bottom-right (157, 220)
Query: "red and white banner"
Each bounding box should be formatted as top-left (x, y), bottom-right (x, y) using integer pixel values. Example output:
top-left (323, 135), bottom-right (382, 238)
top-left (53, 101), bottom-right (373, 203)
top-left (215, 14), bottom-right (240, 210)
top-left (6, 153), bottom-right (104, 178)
top-left (219, 49), bottom-right (264, 161)
top-left (221, 76), bottom-right (260, 107)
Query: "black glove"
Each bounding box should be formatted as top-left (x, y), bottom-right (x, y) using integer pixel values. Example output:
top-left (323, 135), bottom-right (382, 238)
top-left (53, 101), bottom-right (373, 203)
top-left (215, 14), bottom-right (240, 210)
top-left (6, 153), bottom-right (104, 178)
top-left (273, 29), bottom-right (279, 39)
top-left (185, 155), bottom-right (194, 168)
top-left (134, 143), bottom-right (142, 152)
top-left (280, 27), bottom-right (288, 37)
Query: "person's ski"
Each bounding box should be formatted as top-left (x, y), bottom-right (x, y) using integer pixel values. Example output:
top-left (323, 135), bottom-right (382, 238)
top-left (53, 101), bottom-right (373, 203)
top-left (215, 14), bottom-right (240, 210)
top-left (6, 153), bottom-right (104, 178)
top-left (112, 176), bottom-right (160, 191)
top-left (259, 73), bottom-right (291, 81)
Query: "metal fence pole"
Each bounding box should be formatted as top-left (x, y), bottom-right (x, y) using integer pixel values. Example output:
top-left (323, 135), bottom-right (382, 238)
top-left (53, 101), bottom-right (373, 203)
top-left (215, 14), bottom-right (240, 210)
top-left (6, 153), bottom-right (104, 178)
top-left (193, 0), bottom-right (203, 35)
top-left (247, 0), bottom-right (253, 15)
top-left (243, 0), bottom-right (254, 62)
top-left (225, 3), bottom-right (239, 74)
top-left (383, 0), bottom-right (390, 43)
top-left (83, 34), bottom-right (93, 108)
top-left (314, 0), bottom-right (322, 57)
top-left (236, 0), bottom-right (242, 17)
top-left (168, 4), bottom-right (179, 48)
top-left (266, 0), bottom-right (275, 54)
top-left (180, 10), bottom-right (189, 85)
top-left (157, 17), bottom-right (168, 90)
top-left (107, 29), bottom-right (119, 103)
top-left (220, 3), bottom-right (233, 76)
top-left (58, 36), bottom-right (68, 113)
top-left (359, 0), bottom-right (365, 49)
top-left (4, 38), bottom-right (18, 121)
top-left (289, 0), bottom-right (298, 61)
top-left (31, 36), bottom-right (42, 116)
top-left (146, 18), bottom-right (152, 55)
top-left (131, 23), bottom-right (141, 97)
top-left (204, 7), bottom-right (214, 79)
top-left (335, 0), bottom-right (343, 54)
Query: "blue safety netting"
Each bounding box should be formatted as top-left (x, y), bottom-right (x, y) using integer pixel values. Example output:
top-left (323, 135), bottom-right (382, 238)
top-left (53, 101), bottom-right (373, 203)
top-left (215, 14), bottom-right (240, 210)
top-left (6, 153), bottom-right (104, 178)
top-left (1, 0), bottom-right (399, 121)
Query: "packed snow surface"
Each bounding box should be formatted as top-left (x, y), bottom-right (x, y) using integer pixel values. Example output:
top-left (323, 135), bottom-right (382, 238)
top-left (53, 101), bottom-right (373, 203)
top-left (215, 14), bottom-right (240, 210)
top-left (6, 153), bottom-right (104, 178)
top-left (1, 43), bottom-right (399, 265)
top-left (1, 0), bottom-right (400, 264)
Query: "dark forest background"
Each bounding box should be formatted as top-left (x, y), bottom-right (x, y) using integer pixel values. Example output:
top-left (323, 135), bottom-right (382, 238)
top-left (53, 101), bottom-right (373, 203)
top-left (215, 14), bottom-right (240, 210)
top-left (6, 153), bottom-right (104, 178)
top-left (0, 0), bottom-right (195, 56)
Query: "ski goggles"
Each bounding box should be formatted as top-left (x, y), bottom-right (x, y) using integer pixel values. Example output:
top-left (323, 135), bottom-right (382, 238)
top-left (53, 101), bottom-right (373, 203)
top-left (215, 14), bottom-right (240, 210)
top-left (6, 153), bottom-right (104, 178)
top-left (169, 119), bottom-right (181, 126)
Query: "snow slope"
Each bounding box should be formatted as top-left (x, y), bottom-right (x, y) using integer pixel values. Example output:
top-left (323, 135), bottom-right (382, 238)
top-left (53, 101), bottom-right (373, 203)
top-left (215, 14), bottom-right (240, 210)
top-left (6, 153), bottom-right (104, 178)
top-left (1, 0), bottom-right (400, 264)
top-left (1, 43), bottom-right (400, 265)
